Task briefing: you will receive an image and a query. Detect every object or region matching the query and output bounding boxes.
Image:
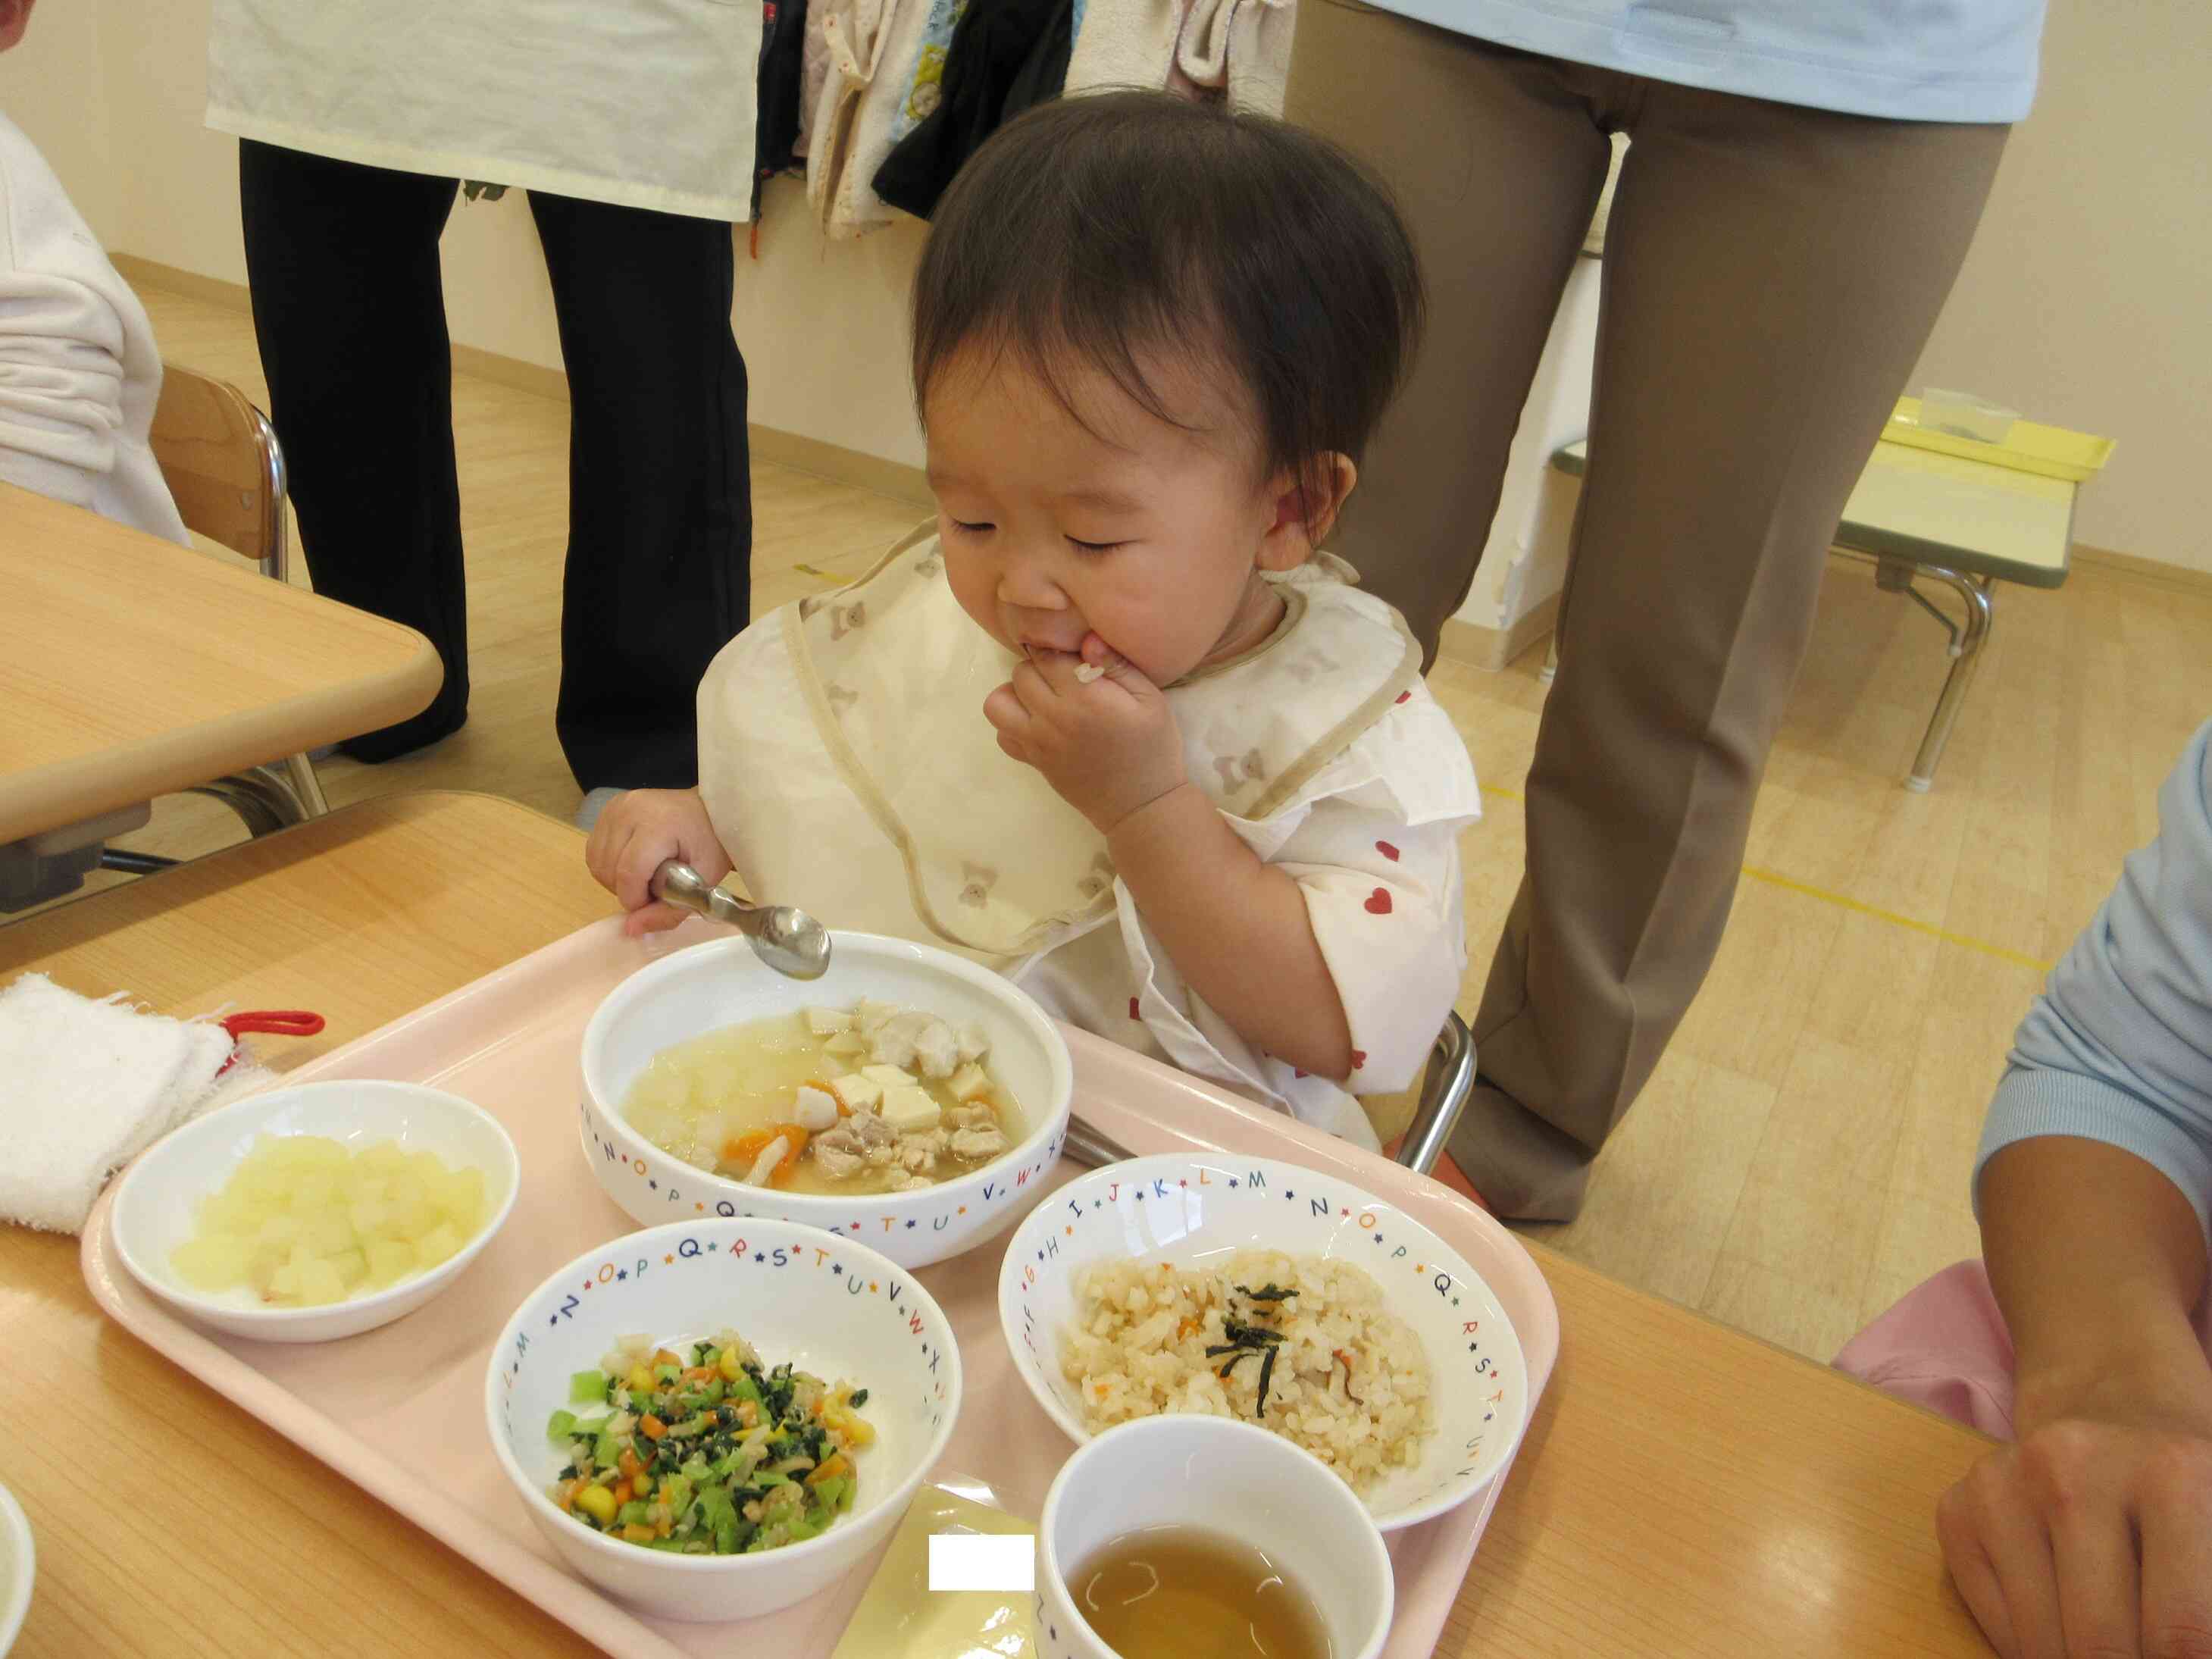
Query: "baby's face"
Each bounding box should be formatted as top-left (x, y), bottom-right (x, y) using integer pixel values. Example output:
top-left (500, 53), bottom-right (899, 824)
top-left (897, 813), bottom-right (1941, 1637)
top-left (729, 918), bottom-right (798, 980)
top-left (923, 349), bottom-right (1295, 687)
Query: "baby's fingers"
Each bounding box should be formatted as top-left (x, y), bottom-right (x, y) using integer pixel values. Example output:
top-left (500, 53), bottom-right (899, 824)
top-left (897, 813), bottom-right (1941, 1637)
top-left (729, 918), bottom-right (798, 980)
top-left (623, 901), bottom-right (690, 937)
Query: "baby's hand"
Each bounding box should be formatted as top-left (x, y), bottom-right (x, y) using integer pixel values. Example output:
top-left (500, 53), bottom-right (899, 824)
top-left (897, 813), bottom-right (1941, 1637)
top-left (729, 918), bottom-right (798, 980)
top-left (584, 787), bottom-right (735, 937)
top-left (983, 634), bottom-right (1187, 833)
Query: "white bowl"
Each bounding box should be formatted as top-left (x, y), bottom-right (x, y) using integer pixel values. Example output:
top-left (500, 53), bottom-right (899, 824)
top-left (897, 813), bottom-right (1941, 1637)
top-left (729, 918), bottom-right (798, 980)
top-left (1035, 1416), bottom-right (1391, 1659)
top-left (0, 1481), bottom-right (31, 1657)
top-left (580, 932), bottom-right (1073, 1269)
top-left (110, 1080), bottom-right (521, 1344)
top-left (484, 1217), bottom-right (962, 1622)
top-left (1000, 1152), bottom-right (1529, 1530)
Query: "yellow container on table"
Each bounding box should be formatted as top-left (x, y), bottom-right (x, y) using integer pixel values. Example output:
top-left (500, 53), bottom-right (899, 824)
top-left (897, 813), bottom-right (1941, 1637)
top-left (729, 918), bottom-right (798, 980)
top-left (1884, 396), bottom-right (2115, 482)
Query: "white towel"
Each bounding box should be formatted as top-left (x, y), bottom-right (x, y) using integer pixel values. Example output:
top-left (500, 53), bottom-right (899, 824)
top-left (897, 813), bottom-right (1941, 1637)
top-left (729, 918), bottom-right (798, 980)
top-left (0, 973), bottom-right (271, 1235)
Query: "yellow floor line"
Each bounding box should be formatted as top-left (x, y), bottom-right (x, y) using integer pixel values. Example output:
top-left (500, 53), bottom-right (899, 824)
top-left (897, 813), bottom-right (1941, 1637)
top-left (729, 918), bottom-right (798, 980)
top-left (1477, 784), bottom-right (2055, 975)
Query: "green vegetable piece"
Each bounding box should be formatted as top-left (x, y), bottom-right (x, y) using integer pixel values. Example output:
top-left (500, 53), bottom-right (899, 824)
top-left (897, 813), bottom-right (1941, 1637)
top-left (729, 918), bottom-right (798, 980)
top-left (593, 1429), bottom-right (621, 1469)
top-left (546, 1409), bottom-right (578, 1446)
top-left (616, 1501), bottom-right (652, 1528)
top-left (571, 1369), bottom-right (609, 1404)
top-left (846, 1388), bottom-right (868, 1408)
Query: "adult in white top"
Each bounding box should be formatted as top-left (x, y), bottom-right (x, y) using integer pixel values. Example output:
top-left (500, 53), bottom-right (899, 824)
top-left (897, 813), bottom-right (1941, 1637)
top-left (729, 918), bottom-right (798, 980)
top-left (204, 0), bottom-right (763, 793)
top-left (1284, 1), bottom-right (2044, 1219)
top-left (0, 0), bottom-right (186, 546)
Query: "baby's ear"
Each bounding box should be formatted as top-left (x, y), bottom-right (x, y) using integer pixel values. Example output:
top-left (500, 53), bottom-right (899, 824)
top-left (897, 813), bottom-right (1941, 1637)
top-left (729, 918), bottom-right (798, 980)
top-left (1256, 454), bottom-right (1358, 571)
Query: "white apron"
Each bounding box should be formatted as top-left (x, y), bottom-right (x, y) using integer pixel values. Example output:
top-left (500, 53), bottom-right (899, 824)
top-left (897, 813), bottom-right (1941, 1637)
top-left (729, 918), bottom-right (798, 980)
top-left (207, 0), bottom-right (763, 221)
top-left (700, 526), bottom-right (1422, 965)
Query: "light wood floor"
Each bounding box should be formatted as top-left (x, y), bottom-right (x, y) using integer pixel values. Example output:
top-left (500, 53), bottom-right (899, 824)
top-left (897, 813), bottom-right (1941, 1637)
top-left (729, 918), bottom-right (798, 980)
top-left (68, 283), bottom-right (2212, 1365)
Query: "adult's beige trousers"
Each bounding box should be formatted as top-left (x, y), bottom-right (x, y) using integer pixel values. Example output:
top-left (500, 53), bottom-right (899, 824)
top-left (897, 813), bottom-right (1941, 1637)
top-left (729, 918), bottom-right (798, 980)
top-left (1286, 1), bottom-right (2009, 1216)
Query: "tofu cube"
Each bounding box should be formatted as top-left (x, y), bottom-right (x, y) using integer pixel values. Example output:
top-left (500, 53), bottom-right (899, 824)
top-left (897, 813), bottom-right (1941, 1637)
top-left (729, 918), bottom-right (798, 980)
top-left (862, 1063), bottom-right (918, 1090)
top-left (831, 1072), bottom-right (884, 1113)
top-left (879, 1084), bottom-right (942, 1133)
top-left (824, 1029), bottom-right (865, 1056)
top-left (956, 1022), bottom-right (990, 1065)
top-left (947, 1063), bottom-right (992, 1103)
top-left (804, 1006), bottom-right (855, 1037)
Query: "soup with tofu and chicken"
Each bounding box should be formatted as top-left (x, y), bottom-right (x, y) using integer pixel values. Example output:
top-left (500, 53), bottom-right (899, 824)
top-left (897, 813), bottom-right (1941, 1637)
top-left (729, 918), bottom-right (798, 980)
top-left (621, 999), bottom-right (1022, 1195)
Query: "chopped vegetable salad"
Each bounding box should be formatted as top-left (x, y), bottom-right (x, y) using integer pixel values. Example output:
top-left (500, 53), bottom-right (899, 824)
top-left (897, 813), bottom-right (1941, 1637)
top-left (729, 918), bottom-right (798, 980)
top-left (546, 1329), bottom-right (874, 1554)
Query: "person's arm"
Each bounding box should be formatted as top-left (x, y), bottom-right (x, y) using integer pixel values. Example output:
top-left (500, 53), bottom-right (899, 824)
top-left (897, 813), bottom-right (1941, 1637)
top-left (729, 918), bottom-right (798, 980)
top-left (584, 787), bottom-right (736, 937)
top-left (0, 263), bottom-right (130, 512)
top-left (983, 638), bottom-right (1354, 1078)
top-left (1937, 719), bottom-right (2212, 1659)
top-left (1106, 782), bottom-right (1353, 1078)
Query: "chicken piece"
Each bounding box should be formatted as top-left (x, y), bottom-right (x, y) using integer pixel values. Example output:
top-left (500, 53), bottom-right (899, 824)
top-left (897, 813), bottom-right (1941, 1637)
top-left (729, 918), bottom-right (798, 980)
top-left (886, 1170), bottom-right (933, 1192)
top-left (909, 1017), bottom-right (961, 1080)
top-left (812, 1139), bottom-right (865, 1181)
top-left (863, 1141), bottom-right (898, 1167)
top-left (896, 1137), bottom-right (938, 1173)
top-left (956, 1022), bottom-right (990, 1065)
top-left (854, 998), bottom-right (902, 1038)
top-left (824, 1028), bottom-right (865, 1056)
top-left (849, 1110), bottom-right (897, 1149)
top-left (943, 1103), bottom-right (996, 1132)
top-left (948, 1125), bottom-right (1009, 1160)
top-left (804, 1006), bottom-right (854, 1036)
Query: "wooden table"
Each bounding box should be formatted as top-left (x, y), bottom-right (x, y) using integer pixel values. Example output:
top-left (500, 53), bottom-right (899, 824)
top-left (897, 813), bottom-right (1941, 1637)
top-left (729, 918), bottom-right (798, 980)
top-left (0, 483), bottom-right (441, 843)
top-left (0, 794), bottom-right (2001, 1655)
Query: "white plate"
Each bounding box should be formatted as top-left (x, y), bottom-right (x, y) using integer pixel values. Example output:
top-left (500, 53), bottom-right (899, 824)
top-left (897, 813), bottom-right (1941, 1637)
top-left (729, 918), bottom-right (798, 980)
top-left (110, 1080), bottom-right (521, 1342)
top-left (484, 1216), bottom-right (963, 1623)
top-left (580, 931), bottom-right (1073, 1269)
top-left (0, 1479), bottom-right (31, 1656)
top-left (998, 1153), bottom-right (1528, 1530)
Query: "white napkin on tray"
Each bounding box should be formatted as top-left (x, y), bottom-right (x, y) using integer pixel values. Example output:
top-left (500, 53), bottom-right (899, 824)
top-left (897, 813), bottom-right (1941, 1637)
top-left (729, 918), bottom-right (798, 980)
top-left (0, 972), bottom-right (271, 1235)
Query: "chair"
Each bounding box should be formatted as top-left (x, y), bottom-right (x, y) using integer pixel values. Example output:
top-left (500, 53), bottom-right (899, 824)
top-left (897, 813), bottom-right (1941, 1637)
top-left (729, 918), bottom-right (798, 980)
top-left (139, 365), bottom-right (327, 842)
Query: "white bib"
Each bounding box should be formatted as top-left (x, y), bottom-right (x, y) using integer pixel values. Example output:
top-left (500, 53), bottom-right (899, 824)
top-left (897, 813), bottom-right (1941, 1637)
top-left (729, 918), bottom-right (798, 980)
top-left (699, 527), bottom-right (1422, 961)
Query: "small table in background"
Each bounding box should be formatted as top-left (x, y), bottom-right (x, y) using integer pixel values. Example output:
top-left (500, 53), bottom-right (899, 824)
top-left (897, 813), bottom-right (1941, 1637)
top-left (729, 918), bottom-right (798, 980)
top-left (1551, 437), bottom-right (2077, 790)
top-left (0, 483), bottom-right (440, 844)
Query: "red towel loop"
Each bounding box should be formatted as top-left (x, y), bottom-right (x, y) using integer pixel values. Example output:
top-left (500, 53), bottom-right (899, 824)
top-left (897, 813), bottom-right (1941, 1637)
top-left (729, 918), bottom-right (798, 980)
top-left (221, 1010), bottom-right (327, 1040)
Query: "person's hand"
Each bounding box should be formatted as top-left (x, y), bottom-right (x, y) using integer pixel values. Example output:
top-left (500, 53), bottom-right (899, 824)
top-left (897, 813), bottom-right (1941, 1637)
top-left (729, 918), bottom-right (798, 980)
top-left (583, 787), bottom-right (734, 937)
top-left (982, 632), bottom-right (1187, 833)
top-left (1937, 1387), bottom-right (2212, 1658)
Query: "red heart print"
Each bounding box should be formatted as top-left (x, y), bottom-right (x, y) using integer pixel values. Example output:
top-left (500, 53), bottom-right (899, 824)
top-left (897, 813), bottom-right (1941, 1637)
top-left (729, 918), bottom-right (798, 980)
top-left (1375, 840), bottom-right (1400, 862)
top-left (1364, 887), bottom-right (1393, 916)
top-left (1394, 691), bottom-right (1410, 705)
top-left (1128, 997), bottom-right (1140, 1020)
top-left (1350, 1050), bottom-right (1366, 1070)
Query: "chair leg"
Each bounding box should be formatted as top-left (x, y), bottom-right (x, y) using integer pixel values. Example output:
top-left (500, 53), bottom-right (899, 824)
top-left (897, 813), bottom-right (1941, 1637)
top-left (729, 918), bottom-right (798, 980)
top-left (98, 849), bottom-right (182, 875)
top-left (1394, 1013), bottom-right (1477, 1178)
top-left (186, 765), bottom-right (313, 837)
top-left (283, 750), bottom-right (330, 816)
top-left (1903, 569), bottom-right (1995, 793)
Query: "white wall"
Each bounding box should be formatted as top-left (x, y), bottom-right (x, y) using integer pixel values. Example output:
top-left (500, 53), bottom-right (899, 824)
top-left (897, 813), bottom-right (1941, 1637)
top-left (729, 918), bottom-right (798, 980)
top-left (6, 0), bottom-right (2202, 572)
top-left (1906, 0), bottom-right (2210, 572)
top-left (0, 1), bottom-right (117, 239)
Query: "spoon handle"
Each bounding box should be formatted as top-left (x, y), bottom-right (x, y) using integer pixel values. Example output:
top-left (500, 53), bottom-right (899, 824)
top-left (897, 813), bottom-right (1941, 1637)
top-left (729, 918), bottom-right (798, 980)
top-left (649, 859), bottom-right (756, 932)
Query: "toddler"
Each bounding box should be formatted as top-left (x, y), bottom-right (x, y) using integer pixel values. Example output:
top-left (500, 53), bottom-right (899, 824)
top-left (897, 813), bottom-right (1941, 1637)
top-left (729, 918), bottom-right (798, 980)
top-left (588, 91), bottom-right (1481, 1149)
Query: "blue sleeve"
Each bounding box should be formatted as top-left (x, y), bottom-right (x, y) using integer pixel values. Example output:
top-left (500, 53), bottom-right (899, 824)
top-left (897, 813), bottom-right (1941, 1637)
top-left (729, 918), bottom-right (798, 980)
top-left (1974, 719), bottom-right (2212, 1241)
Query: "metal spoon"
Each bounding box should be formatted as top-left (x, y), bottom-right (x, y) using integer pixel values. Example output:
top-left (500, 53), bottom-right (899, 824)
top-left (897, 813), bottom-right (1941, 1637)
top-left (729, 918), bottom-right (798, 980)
top-left (649, 860), bottom-right (832, 980)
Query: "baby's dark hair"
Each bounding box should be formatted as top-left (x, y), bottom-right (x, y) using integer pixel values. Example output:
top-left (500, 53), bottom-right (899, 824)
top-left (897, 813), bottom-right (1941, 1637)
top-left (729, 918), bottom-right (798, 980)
top-left (911, 90), bottom-right (1423, 533)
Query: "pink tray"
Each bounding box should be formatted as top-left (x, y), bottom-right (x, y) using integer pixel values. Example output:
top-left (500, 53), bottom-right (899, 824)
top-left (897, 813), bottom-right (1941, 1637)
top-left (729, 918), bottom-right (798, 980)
top-left (82, 918), bottom-right (1558, 1657)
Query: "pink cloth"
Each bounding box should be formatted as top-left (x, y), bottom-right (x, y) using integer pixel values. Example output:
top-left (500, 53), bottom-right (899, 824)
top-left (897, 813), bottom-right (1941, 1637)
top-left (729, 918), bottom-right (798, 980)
top-left (1838, 1258), bottom-right (2212, 1441)
top-left (1834, 1260), bottom-right (2021, 1439)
